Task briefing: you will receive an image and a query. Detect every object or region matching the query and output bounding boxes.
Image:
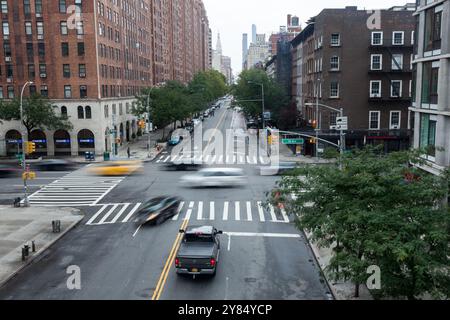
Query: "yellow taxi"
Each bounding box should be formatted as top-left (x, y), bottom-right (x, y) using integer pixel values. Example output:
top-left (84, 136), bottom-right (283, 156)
top-left (87, 160), bottom-right (144, 176)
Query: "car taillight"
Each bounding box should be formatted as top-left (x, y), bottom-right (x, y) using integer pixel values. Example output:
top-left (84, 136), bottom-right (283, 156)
top-left (175, 258), bottom-right (180, 267)
top-left (210, 258), bottom-right (216, 267)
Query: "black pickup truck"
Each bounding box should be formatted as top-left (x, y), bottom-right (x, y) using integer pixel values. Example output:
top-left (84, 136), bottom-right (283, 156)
top-left (175, 225), bottom-right (223, 277)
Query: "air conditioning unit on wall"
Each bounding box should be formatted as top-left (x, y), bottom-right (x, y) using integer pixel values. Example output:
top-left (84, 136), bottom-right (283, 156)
top-left (392, 125), bottom-right (400, 130)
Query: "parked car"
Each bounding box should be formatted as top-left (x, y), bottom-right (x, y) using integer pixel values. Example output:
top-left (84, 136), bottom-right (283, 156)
top-left (180, 168), bottom-right (247, 188)
top-left (0, 164), bottom-right (21, 178)
top-left (168, 136), bottom-right (183, 146)
top-left (134, 196), bottom-right (182, 226)
top-left (175, 225), bottom-right (223, 277)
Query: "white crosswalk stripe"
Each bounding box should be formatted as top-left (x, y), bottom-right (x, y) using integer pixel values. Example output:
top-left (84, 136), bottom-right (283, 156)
top-left (27, 172), bottom-right (125, 207)
top-left (85, 200), bottom-right (291, 226)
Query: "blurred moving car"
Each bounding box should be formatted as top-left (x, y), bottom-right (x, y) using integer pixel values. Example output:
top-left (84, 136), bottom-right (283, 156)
top-left (0, 164), bottom-right (21, 178)
top-left (180, 168), bottom-right (247, 188)
top-left (88, 160), bottom-right (143, 176)
top-left (259, 162), bottom-right (298, 176)
top-left (134, 196), bottom-right (182, 226)
top-left (168, 135), bottom-right (183, 146)
top-left (32, 159), bottom-right (77, 172)
top-left (162, 161), bottom-right (202, 171)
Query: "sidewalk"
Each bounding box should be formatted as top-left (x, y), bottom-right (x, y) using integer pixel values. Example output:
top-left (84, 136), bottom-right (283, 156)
top-left (277, 142), bottom-right (336, 165)
top-left (304, 231), bottom-right (373, 300)
top-left (0, 206), bottom-right (84, 288)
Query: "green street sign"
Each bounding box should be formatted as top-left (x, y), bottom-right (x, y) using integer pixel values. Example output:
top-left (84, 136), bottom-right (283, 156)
top-left (282, 138), bottom-right (304, 145)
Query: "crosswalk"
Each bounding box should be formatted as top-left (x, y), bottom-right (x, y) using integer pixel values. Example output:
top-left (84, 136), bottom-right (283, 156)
top-left (86, 200), bottom-right (291, 226)
top-left (155, 154), bottom-right (271, 165)
top-left (27, 172), bottom-right (126, 207)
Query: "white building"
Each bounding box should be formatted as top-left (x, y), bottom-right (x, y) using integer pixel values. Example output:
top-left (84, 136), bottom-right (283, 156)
top-left (246, 34), bottom-right (271, 69)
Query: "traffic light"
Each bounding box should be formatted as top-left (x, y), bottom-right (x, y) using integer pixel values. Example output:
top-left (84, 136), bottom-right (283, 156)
top-left (312, 120), bottom-right (318, 129)
top-left (309, 138), bottom-right (316, 144)
top-left (25, 142), bottom-right (36, 155)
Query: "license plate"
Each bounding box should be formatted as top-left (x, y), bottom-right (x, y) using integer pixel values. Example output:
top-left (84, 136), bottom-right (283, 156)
top-left (191, 268), bottom-right (199, 273)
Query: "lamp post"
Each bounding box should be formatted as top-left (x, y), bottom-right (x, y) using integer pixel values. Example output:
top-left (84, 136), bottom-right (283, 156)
top-left (20, 81), bottom-right (34, 208)
top-left (248, 81), bottom-right (265, 129)
top-left (146, 90), bottom-right (152, 156)
top-left (315, 78), bottom-right (321, 161)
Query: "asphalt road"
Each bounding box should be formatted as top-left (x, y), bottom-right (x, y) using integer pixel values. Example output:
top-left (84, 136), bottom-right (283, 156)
top-left (0, 101), bottom-right (332, 300)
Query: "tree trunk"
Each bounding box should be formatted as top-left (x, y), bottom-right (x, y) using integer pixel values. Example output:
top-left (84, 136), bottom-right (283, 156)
top-left (354, 283), bottom-right (360, 298)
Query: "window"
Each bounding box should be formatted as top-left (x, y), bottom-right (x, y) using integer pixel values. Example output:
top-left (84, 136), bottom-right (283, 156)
top-left (330, 34), bottom-right (340, 46)
top-left (25, 22), bottom-right (32, 35)
top-left (75, 0), bottom-right (82, 11)
top-left (59, 0), bottom-right (66, 13)
top-left (370, 81), bottom-right (382, 98)
top-left (29, 85), bottom-right (36, 95)
top-left (23, 0), bottom-right (31, 15)
top-left (61, 42), bottom-right (69, 56)
top-left (421, 61), bottom-right (439, 105)
top-left (60, 22), bottom-right (68, 35)
top-left (371, 54), bottom-right (382, 70)
top-left (39, 64), bottom-right (46, 77)
top-left (7, 86), bottom-right (14, 99)
top-left (36, 22), bottom-right (44, 38)
top-left (38, 43), bottom-right (45, 58)
top-left (28, 64), bottom-right (35, 79)
top-left (35, 0), bottom-right (42, 14)
top-left (3, 42), bottom-right (11, 57)
top-left (411, 31), bottom-right (415, 45)
top-left (330, 112), bottom-right (338, 127)
top-left (392, 54), bottom-right (403, 70)
top-left (61, 106), bottom-right (68, 118)
top-left (390, 111), bottom-right (401, 129)
top-left (391, 80), bottom-right (402, 98)
top-left (0, 87), bottom-right (3, 99)
top-left (77, 106), bottom-right (84, 119)
top-left (26, 43), bottom-right (34, 59)
top-left (63, 64), bottom-right (70, 78)
top-left (80, 86), bottom-right (87, 99)
top-left (79, 64), bottom-right (86, 78)
top-left (371, 31), bottom-right (383, 45)
top-left (420, 114), bottom-right (437, 158)
top-left (2, 22), bottom-right (10, 36)
top-left (40, 85), bottom-right (48, 97)
top-left (1, 1), bottom-right (8, 13)
top-left (64, 85), bottom-right (72, 99)
top-left (392, 31), bottom-right (404, 45)
top-left (76, 21), bottom-right (84, 35)
top-left (330, 82), bottom-right (339, 98)
top-left (85, 105), bottom-right (91, 118)
top-left (119, 104), bottom-right (123, 115)
top-left (369, 111), bottom-right (380, 130)
top-left (6, 64), bottom-right (12, 78)
top-left (104, 105), bottom-right (109, 118)
top-left (77, 42), bottom-right (85, 56)
top-left (330, 56), bottom-right (339, 71)
top-left (424, 6), bottom-right (442, 52)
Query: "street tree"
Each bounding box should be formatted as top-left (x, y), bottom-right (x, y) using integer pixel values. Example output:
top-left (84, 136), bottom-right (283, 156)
top-left (0, 94), bottom-right (73, 137)
top-left (271, 146), bottom-right (450, 300)
top-left (232, 68), bottom-right (288, 127)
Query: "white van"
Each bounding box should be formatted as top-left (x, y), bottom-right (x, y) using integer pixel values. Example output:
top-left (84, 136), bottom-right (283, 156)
top-left (180, 168), bottom-right (247, 188)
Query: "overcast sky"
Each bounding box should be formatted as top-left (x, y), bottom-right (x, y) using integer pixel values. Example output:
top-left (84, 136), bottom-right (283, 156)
top-left (203, 0), bottom-right (412, 76)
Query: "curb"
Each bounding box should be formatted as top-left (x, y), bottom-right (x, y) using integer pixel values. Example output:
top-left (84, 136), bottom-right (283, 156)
top-left (0, 215), bottom-right (84, 289)
top-left (301, 230), bottom-right (338, 300)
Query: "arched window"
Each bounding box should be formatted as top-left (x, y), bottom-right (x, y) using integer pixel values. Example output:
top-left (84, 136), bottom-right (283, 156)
top-left (77, 106), bottom-right (84, 119)
top-left (61, 106), bottom-right (68, 118)
top-left (85, 106), bottom-right (92, 119)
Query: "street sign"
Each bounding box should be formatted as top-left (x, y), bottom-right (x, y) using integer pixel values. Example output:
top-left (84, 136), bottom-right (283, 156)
top-left (336, 117), bottom-right (348, 130)
top-left (282, 138), bottom-right (305, 145)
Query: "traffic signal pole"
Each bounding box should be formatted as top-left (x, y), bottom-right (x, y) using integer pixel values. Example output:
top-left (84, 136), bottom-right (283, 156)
top-left (20, 81), bottom-right (33, 207)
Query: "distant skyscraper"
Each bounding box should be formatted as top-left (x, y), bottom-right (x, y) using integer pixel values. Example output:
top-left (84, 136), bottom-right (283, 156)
top-left (252, 24), bottom-right (257, 43)
top-left (242, 33), bottom-right (248, 69)
top-left (216, 33), bottom-right (222, 55)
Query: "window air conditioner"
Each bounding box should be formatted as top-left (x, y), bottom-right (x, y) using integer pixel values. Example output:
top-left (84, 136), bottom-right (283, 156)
top-left (5, 56), bottom-right (11, 62)
top-left (392, 125), bottom-right (400, 130)
top-left (40, 73), bottom-right (47, 78)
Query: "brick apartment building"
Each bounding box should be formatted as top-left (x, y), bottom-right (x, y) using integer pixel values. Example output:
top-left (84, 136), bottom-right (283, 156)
top-left (0, 0), bottom-right (210, 157)
top-left (291, 5), bottom-right (416, 155)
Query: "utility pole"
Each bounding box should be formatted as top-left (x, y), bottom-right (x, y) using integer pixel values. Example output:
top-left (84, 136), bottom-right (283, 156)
top-left (261, 83), bottom-right (265, 129)
top-left (20, 81), bottom-right (33, 208)
top-left (147, 91), bottom-right (152, 157)
top-left (339, 107), bottom-right (346, 170)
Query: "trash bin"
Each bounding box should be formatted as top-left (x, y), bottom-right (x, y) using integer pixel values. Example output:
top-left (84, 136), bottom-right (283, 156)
top-left (103, 152), bottom-right (110, 161)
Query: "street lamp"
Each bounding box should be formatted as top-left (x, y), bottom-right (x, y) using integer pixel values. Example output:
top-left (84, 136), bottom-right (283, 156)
top-left (20, 81), bottom-right (34, 207)
top-left (248, 81), bottom-right (265, 129)
top-left (315, 78), bottom-right (321, 161)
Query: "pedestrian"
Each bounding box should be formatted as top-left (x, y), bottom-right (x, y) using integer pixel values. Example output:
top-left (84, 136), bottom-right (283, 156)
top-left (127, 147), bottom-right (131, 158)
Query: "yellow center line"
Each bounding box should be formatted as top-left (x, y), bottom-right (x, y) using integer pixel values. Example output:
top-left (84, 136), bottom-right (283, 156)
top-left (151, 218), bottom-right (189, 300)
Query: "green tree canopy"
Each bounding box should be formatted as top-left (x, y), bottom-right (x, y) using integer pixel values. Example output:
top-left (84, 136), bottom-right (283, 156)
top-left (271, 147), bottom-right (450, 300)
top-left (0, 94), bottom-right (73, 136)
top-left (232, 68), bottom-right (289, 127)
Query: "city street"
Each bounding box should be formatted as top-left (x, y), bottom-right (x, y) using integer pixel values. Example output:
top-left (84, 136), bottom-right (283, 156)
top-left (0, 101), bottom-right (332, 300)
